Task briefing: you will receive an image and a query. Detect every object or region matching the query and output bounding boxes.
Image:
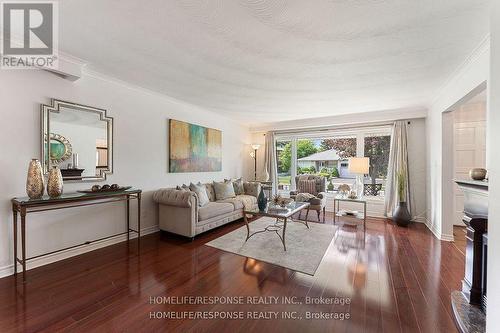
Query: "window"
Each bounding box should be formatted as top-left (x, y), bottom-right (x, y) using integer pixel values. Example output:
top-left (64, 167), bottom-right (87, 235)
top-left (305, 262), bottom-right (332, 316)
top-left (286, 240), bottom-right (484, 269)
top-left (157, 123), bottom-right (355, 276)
top-left (276, 139), bottom-right (292, 193)
top-left (275, 127), bottom-right (391, 198)
top-left (364, 134), bottom-right (391, 197)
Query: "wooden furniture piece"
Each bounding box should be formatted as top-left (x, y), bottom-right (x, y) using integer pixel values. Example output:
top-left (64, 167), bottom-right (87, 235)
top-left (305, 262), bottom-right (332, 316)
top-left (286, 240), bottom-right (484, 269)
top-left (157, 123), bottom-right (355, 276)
top-left (333, 196), bottom-right (367, 231)
top-left (11, 188), bottom-right (142, 281)
top-left (243, 201), bottom-right (310, 251)
top-left (453, 179), bottom-right (488, 332)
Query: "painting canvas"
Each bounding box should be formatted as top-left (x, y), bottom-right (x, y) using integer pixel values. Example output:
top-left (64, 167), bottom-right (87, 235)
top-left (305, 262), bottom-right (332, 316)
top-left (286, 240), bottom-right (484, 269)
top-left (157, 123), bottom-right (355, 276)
top-left (169, 119), bottom-right (222, 172)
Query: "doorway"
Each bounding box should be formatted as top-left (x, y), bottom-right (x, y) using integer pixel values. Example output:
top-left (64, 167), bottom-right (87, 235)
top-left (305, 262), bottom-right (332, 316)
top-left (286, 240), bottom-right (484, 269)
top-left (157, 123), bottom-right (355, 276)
top-left (442, 85), bottom-right (487, 247)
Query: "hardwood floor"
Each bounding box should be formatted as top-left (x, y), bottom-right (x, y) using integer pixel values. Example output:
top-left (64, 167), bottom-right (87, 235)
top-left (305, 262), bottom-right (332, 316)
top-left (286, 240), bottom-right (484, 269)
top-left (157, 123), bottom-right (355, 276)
top-left (0, 213), bottom-right (464, 332)
top-left (453, 226), bottom-right (467, 256)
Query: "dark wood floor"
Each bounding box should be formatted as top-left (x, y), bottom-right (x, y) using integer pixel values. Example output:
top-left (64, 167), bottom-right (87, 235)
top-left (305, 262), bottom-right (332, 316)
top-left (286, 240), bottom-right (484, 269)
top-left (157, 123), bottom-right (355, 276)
top-left (453, 226), bottom-right (467, 256)
top-left (0, 213), bottom-right (464, 332)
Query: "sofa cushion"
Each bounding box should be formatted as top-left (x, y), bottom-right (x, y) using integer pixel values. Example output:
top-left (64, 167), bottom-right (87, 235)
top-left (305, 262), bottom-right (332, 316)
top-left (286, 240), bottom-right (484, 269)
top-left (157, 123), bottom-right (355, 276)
top-left (213, 180), bottom-right (236, 200)
top-left (176, 184), bottom-right (190, 191)
top-left (225, 178), bottom-right (245, 195)
top-left (204, 183), bottom-right (216, 202)
top-left (298, 179), bottom-right (317, 196)
top-left (243, 182), bottom-right (261, 197)
top-left (217, 198), bottom-right (244, 210)
top-left (235, 194), bottom-right (257, 209)
top-left (198, 202), bottom-right (234, 221)
top-left (189, 182), bottom-right (210, 207)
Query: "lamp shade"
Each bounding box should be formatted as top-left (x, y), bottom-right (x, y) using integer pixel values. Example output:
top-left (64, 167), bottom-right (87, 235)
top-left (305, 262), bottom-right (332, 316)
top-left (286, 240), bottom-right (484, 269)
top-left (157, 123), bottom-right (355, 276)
top-left (251, 144), bottom-right (261, 150)
top-left (348, 157), bottom-right (370, 174)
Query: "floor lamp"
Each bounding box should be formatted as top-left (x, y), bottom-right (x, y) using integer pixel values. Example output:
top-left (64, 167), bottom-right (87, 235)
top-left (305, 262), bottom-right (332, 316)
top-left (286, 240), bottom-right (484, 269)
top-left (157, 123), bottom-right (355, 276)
top-left (250, 144), bottom-right (261, 180)
top-left (348, 157), bottom-right (370, 198)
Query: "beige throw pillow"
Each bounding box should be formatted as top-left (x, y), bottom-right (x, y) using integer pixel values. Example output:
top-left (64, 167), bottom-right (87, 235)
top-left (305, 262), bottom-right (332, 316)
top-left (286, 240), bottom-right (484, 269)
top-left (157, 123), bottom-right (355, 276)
top-left (243, 181), bottom-right (261, 197)
top-left (189, 182), bottom-right (210, 207)
top-left (225, 178), bottom-right (245, 195)
top-left (213, 180), bottom-right (236, 200)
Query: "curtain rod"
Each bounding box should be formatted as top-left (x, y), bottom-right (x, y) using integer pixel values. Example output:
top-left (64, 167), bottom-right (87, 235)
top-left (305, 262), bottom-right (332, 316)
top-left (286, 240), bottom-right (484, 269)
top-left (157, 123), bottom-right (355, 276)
top-left (270, 119), bottom-right (410, 135)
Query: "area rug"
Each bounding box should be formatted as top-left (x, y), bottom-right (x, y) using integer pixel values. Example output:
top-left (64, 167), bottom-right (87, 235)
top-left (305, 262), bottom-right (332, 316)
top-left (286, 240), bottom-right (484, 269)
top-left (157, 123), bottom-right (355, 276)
top-left (205, 217), bottom-right (336, 276)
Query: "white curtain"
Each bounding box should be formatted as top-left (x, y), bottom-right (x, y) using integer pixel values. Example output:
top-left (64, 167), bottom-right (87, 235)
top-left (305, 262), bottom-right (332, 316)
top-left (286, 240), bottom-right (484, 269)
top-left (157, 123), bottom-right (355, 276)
top-left (263, 131), bottom-right (277, 195)
top-left (384, 121), bottom-right (411, 217)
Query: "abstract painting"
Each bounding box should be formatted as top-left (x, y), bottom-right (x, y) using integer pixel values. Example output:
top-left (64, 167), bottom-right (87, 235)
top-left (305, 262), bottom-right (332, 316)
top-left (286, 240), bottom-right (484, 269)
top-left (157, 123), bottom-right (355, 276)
top-left (169, 119), bottom-right (222, 172)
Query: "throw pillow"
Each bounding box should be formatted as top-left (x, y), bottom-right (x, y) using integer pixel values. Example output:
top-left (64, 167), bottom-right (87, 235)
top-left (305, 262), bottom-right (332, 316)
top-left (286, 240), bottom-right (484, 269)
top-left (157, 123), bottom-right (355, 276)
top-left (298, 179), bottom-right (317, 196)
top-left (189, 182), bottom-right (210, 207)
top-left (213, 180), bottom-right (236, 200)
top-left (227, 177), bottom-right (244, 195)
top-left (243, 181), bottom-right (261, 197)
top-left (176, 184), bottom-right (190, 191)
top-left (204, 183), bottom-right (216, 201)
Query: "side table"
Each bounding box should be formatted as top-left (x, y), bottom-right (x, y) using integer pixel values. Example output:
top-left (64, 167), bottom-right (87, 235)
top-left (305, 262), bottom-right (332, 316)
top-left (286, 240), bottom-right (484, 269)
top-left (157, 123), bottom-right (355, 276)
top-left (333, 196), bottom-right (367, 231)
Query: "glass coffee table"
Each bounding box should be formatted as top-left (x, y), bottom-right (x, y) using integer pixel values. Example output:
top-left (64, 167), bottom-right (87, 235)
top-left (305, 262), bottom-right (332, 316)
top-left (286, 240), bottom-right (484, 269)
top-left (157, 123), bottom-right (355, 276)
top-left (243, 201), bottom-right (310, 251)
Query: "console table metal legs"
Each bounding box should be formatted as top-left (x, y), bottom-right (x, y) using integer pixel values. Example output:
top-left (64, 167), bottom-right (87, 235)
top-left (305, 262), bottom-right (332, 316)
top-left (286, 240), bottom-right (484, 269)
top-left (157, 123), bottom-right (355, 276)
top-left (12, 191), bottom-right (142, 282)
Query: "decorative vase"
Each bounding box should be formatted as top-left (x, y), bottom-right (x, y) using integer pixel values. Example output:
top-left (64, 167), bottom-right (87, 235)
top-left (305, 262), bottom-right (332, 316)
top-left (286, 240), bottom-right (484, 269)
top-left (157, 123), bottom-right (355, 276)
top-left (47, 166), bottom-right (63, 198)
top-left (393, 201), bottom-right (411, 227)
top-left (26, 159), bottom-right (45, 199)
top-left (257, 187), bottom-right (267, 211)
top-left (469, 168), bottom-right (487, 181)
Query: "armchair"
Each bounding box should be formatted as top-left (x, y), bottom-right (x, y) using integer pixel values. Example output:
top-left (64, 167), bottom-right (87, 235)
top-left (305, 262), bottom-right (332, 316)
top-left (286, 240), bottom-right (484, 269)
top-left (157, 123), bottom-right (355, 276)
top-left (290, 174), bottom-right (327, 222)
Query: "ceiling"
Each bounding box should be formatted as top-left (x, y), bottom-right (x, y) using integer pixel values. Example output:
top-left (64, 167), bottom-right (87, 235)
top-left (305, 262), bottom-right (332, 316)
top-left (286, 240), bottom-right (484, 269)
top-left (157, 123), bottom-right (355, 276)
top-left (58, 0), bottom-right (489, 127)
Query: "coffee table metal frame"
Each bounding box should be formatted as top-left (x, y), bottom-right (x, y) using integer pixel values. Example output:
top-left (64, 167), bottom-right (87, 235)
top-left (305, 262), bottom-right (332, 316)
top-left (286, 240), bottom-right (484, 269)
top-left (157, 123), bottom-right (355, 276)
top-left (243, 202), bottom-right (310, 251)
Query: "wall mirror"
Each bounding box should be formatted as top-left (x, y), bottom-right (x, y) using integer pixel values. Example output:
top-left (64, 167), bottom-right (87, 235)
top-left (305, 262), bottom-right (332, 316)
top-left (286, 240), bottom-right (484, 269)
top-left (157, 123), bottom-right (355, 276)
top-left (41, 99), bottom-right (113, 182)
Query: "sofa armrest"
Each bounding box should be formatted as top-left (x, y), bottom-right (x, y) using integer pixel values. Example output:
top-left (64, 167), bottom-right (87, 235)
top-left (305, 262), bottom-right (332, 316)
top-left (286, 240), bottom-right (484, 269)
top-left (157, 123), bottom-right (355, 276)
top-left (317, 192), bottom-right (326, 199)
top-left (153, 188), bottom-right (198, 208)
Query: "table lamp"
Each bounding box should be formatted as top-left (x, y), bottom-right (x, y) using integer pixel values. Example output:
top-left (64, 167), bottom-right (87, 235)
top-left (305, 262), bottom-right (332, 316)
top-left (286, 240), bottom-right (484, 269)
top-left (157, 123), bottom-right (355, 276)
top-left (348, 157), bottom-right (370, 198)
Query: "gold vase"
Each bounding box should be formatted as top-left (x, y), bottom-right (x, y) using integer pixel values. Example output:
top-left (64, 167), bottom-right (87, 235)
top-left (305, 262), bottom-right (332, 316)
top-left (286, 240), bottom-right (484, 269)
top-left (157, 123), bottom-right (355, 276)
top-left (26, 159), bottom-right (44, 199)
top-left (47, 166), bottom-right (63, 198)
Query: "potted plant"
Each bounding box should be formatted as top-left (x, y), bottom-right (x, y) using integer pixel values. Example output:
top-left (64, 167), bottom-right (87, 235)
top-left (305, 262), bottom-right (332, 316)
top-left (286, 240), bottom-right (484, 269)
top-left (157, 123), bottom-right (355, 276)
top-left (393, 171), bottom-right (411, 227)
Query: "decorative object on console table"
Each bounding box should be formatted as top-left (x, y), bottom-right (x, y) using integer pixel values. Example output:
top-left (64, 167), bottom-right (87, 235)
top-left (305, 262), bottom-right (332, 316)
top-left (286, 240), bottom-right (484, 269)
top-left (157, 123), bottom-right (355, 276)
top-left (392, 171), bottom-right (411, 227)
top-left (348, 157), bottom-right (369, 198)
top-left (47, 166), bottom-right (63, 197)
top-left (26, 159), bottom-right (44, 199)
top-left (257, 186), bottom-right (267, 211)
top-left (250, 144), bottom-right (261, 180)
top-left (72, 153), bottom-right (79, 169)
top-left (469, 168), bottom-right (487, 181)
top-left (452, 179), bottom-right (488, 332)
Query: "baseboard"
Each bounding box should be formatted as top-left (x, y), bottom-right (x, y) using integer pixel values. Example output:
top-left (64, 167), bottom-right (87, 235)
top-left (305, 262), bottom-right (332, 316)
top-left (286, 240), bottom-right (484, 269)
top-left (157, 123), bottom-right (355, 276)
top-left (0, 225), bottom-right (160, 279)
top-left (421, 217), bottom-right (454, 242)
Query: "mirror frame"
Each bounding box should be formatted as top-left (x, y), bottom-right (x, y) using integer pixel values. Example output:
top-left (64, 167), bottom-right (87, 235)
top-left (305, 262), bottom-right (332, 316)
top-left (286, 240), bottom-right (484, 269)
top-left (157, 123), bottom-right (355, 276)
top-left (41, 99), bottom-right (113, 182)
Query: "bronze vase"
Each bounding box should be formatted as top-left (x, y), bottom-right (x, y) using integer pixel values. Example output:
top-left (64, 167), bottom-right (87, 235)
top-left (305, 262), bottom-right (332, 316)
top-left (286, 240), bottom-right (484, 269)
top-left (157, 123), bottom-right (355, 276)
top-left (26, 159), bottom-right (44, 199)
top-left (47, 166), bottom-right (63, 198)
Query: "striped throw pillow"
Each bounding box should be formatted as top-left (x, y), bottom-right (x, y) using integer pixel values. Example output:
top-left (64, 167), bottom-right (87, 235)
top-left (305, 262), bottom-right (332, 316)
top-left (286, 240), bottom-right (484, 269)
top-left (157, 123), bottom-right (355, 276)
top-left (298, 179), bottom-right (317, 196)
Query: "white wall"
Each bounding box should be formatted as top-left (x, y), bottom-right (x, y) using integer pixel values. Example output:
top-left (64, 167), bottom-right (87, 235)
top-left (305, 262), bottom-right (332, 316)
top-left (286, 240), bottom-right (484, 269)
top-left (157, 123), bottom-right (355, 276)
top-left (426, 37), bottom-right (489, 240)
top-left (250, 118), bottom-right (427, 221)
top-left (0, 69), bottom-right (252, 276)
top-left (487, 6), bottom-right (500, 331)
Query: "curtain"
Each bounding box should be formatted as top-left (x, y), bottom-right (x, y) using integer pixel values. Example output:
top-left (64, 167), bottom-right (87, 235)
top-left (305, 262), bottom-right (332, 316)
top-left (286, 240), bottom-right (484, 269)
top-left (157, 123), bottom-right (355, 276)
top-left (263, 131), bottom-right (277, 195)
top-left (384, 121), bottom-right (411, 217)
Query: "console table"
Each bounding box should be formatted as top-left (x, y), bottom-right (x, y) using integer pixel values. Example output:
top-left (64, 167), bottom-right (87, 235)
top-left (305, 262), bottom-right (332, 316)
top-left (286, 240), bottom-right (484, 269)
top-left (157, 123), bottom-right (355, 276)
top-left (453, 180), bottom-right (488, 333)
top-left (11, 188), bottom-right (142, 281)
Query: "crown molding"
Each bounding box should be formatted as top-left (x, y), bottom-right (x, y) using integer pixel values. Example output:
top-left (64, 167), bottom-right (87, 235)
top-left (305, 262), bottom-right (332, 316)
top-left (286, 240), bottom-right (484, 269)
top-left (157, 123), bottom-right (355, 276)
top-left (430, 34), bottom-right (490, 110)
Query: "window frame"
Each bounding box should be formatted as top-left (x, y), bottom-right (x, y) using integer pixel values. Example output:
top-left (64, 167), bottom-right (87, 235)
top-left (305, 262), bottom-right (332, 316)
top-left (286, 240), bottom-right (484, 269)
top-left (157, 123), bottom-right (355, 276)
top-left (274, 125), bottom-right (392, 198)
